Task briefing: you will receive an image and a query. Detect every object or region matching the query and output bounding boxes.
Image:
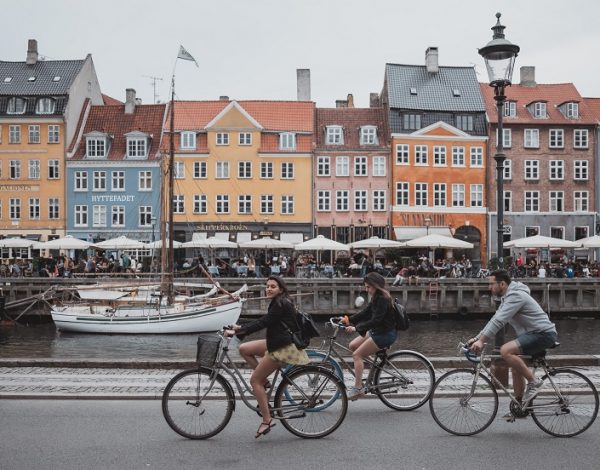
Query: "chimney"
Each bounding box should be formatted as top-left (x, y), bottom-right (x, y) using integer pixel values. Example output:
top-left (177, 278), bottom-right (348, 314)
top-left (26, 39), bottom-right (38, 65)
top-left (125, 88), bottom-right (137, 114)
top-left (425, 47), bottom-right (439, 73)
top-left (369, 93), bottom-right (380, 108)
top-left (335, 100), bottom-right (348, 108)
top-left (520, 66), bottom-right (536, 87)
top-left (297, 69), bottom-right (311, 101)
top-left (219, 95), bottom-right (229, 101)
top-left (347, 94), bottom-right (354, 108)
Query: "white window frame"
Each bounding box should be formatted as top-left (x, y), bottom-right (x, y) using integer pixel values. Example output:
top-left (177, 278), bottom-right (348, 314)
top-left (216, 161), bottom-right (230, 179)
top-left (173, 195), bottom-right (185, 214)
top-left (9, 125), bottom-right (21, 144)
top-left (524, 160), bottom-right (539, 180)
top-left (127, 137), bottom-right (147, 158)
top-left (238, 161), bottom-right (252, 179)
top-left (86, 137), bottom-right (107, 158)
top-left (451, 184), bottom-right (465, 207)
top-left (503, 159), bottom-right (512, 180)
top-left (433, 146), bottom-right (446, 166)
top-left (549, 160), bottom-right (564, 181)
top-left (524, 191), bottom-right (540, 212)
top-left (48, 197), bottom-right (59, 220)
top-left (92, 205), bottom-right (107, 227)
top-left (36, 97), bottom-right (55, 114)
top-left (470, 147), bottom-right (483, 167)
top-left (7, 97), bottom-right (26, 114)
top-left (138, 171), bottom-right (152, 191)
top-left (74, 171), bottom-right (88, 191)
top-left (139, 206), bottom-right (153, 227)
top-left (470, 184), bottom-right (483, 207)
top-left (574, 191), bottom-right (589, 212)
top-left (395, 144), bottom-right (409, 165)
top-left (9, 160), bottom-right (21, 179)
top-left (549, 129), bottom-right (564, 148)
top-left (415, 145), bottom-right (428, 165)
top-left (281, 162), bottom-right (294, 179)
top-left (260, 162), bottom-right (273, 179)
top-left (372, 190), bottom-right (386, 211)
top-left (433, 183), bottom-right (446, 207)
top-left (317, 190), bottom-right (331, 212)
top-left (238, 195), bottom-right (252, 214)
top-left (372, 156), bottom-right (386, 176)
top-left (549, 191), bottom-right (564, 212)
top-left (574, 129), bottom-right (588, 149)
top-left (193, 194), bottom-right (208, 214)
top-left (354, 190), bottom-right (368, 211)
top-left (174, 161), bottom-right (185, 179)
top-left (396, 182), bottom-right (409, 206)
top-left (415, 182), bottom-right (428, 207)
top-left (317, 156), bottom-right (330, 176)
top-left (574, 160), bottom-right (589, 180)
top-left (48, 125), bottom-right (60, 143)
top-left (566, 102), bottom-right (579, 119)
top-left (28, 160), bottom-right (40, 180)
top-left (359, 126), bottom-right (377, 145)
top-left (9, 198), bottom-right (21, 220)
top-left (74, 205), bottom-right (88, 227)
top-left (524, 129), bottom-right (539, 148)
top-left (504, 190), bottom-right (513, 212)
top-left (260, 195), bottom-right (273, 214)
top-left (193, 161), bottom-right (207, 179)
top-left (504, 101), bottom-right (517, 117)
top-left (326, 126), bottom-right (344, 145)
top-left (335, 156), bottom-right (349, 176)
top-left (216, 132), bottom-right (229, 145)
top-left (28, 125), bottom-right (40, 144)
top-left (496, 128), bottom-right (512, 148)
top-left (180, 131), bottom-right (196, 150)
top-left (93, 171), bottom-right (107, 191)
top-left (112, 206), bottom-right (125, 227)
top-left (48, 160), bottom-right (59, 179)
top-left (239, 132), bottom-right (252, 146)
top-left (111, 171), bottom-right (125, 190)
top-left (279, 132), bottom-right (296, 150)
top-left (533, 102), bottom-right (547, 118)
top-left (29, 197), bottom-right (40, 220)
top-left (281, 195), bottom-right (294, 214)
top-left (354, 156), bottom-right (367, 176)
top-left (452, 146), bottom-right (465, 167)
top-left (336, 190), bottom-right (349, 211)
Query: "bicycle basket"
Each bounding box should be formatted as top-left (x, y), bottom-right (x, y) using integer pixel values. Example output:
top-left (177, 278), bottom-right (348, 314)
top-left (196, 334), bottom-right (222, 367)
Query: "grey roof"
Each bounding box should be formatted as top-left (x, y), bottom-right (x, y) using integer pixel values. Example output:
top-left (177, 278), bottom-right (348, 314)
top-left (0, 59), bottom-right (85, 96)
top-left (385, 63), bottom-right (485, 112)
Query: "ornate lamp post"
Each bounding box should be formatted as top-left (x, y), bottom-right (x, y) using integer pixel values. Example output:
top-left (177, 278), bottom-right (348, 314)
top-left (479, 12), bottom-right (519, 268)
top-left (424, 216), bottom-right (432, 236)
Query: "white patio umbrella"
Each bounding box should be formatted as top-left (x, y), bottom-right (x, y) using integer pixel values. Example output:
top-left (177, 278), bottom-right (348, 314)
top-left (575, 235), bottom-right (600, 248)
top-left (34, 235), bottom-right (91, 250)
top-left (182, 236), bottom-right (238, 249)
top-left (349, 236), bottom-right (405, 249)
top-left (405, 233), bottom-right (474, 249)
top-left (92, 236), bottom-right (149, 250)
top-left (294, 235), bottom-right (350, 251)
top-left (146, 239), bottom-right (184, 249)
top-left (239, 237), bottom-right (294, 249)
top-left (0, 237), bottom-right (37, 248)
top-left (503, 235), bottom-right (580, 249)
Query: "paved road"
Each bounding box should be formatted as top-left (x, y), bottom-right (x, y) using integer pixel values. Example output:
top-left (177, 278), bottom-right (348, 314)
top-left (1, 399), bottom-right (598, 470)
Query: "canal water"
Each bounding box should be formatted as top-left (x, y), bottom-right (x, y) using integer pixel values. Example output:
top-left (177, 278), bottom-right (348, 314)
top-left (1, 317), bottom-right (599, 359)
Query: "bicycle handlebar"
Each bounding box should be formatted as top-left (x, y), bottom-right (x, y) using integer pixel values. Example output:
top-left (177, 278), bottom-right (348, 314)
top-left (459, 342), bottom-right (481, 363)
top-left (328, 317), bottom-right (348, 330)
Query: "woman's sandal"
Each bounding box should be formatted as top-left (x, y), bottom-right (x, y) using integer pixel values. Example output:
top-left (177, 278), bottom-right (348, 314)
top-left (255, 419), bottom-right (276, 438)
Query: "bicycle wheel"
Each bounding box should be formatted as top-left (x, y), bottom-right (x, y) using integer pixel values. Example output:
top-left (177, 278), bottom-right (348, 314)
top-left (162, 368), bottom-right (234, 440)
top-left (373, 350), bottom-right (435, 411)
top-left (274, 366), bottom-right (347, 439)
top-left (429, 369), bottom-right (498, 436)
top-left (530, 369), bottom-right (599, 437)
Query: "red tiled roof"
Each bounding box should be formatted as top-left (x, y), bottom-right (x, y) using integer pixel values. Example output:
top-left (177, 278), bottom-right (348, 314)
top-left (480, 82), bottom-right (597, 125)
top-left (71, 103), bottom-right (167, 160)
top-left (583, 97), bottom-right (600, 122)
top-left (168, 100), bottom-right (315, 132)
top-left (315, 107), bottom-right (388, 149)
top-left (102, 93), bottom-right (123, 105)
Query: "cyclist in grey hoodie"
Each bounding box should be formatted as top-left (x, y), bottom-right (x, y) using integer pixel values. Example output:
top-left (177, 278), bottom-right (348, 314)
top-left (469, 270), bottom-right (557, 408)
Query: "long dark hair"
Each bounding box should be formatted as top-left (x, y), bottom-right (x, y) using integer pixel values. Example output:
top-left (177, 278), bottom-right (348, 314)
top-left (266, 275), bottom-right (290, 306)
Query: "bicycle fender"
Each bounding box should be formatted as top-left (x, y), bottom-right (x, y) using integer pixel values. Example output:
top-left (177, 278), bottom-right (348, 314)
top-left (392, 350), bottom-right (436, 371)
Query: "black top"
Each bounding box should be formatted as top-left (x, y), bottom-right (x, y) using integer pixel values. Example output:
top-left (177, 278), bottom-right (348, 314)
top-left (349, 295), bottom-right (395, 336)
top-left (236, 296), bottom-right (298, 352)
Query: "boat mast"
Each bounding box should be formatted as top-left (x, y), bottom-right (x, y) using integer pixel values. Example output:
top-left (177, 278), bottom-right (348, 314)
top-left (162, 76), bottom-right (176, 304)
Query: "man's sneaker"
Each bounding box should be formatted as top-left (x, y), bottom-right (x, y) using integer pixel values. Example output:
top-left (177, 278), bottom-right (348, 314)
top-left (522, 378), bottom-right (544, 405)
top-left (347, 386), bottom-right (365, 401)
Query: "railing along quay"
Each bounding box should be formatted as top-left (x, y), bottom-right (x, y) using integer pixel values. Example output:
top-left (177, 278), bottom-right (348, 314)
top-left (2, 276), bottom-right (600, 319)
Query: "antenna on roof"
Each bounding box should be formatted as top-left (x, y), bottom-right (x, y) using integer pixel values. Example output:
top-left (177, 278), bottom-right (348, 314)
top-left (143, 75), bottom-right (164, 104)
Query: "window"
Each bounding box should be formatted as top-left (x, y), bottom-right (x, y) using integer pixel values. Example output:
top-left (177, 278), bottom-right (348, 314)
top-left (497, 128), bottom-right (511, 147)
top-left (281, 162), bottom-right (294, 179)
top-left (504, 191), bottom-right (512, 212)
top-left (524, 191), bottom-right (539, 212)
top-left (533, 102), bottom-right (547, 118)
top-left (260, 162), bottom-right (273, 179)
top-left (574, 130), bottom-right (588, 148)
top-left (526, 226), bottom-right (539, 237)
top-left (336, 190), bottom-right (349, 211)
top-left (470, 147), bottom-right (483, 167)
top-left (260, 195), bottom-right (273, 214)
top-left (173, 195), bottom-right (185, 213)
top-left (403, 114), bottom-right (421, 130)
top-left (239, 132), bottom-right (252, 145)
top-left (574, 160), bottom-right (588, 180)
top-left (396, 144), bottom-right (409, 165)
top-left (29, 198), bottom-right (40, 220)
top-left (575, 226), bottom-right (588, 240)
top-left (74, 171), bottom-right (88, 191)
top-left (317, 156), bottom-right (330, 176)
top-left (372, 190), bottom-right (386, 211)
top-left (433, 183), bottom-right (446, 207)
top-left (28, 160), bottom-right (40, 179)
top-left (86, 137), bottom-right (107, 158)
top-left (452, 146), bottom-right (465, 166)
top-left (180, 131), bottom-right (196, 149)
top-left (373, 156), bottom-right (386, 176)
top-left (174, 161), bottom-right (185, 179)
top-left (452, 184), bottom-right (465, 207)
top-left (415, 145), bottom-right (428, 165)
top-left (48, 160), bottom-right (59, 179)
top-left (549, 129), bottom-right (564, 148)
top-left (317, 190), bottom-right (331, 211)
top-left (93, 205), bottom-right (107, 227)
top-left (433, 146), bottom-right (446, 166)
top-left (139, 171), bottom-right (152, 190)
top-left (360, 126), bottom-right (377, 145)
top-left (216, 132), bottom-right (229, 145)
top-left (7, 97), bottom-right (26, 114)
top-left (28, 125), bottom-right (40, 143)
top-left (216, 161), bottom-right (229, 179)
top-left (74, 205), bottom-right (88, 226)
top-left (238, 195), bottom-right (252, 214)
top-left (112, 171), bottom-right (125, 190)
top-left (524, 160), bottom-right (539, 180)
top-left (35, 98), bottom-right (55, 114)
top-left (354, 156), bottom-right (367, 176)
top-left (335, 156), bottom-right (349, 176)
top-left (194, 161), bottom-right (207, 178)
top-left (524, 129), bottom-right (539, 148)
top-left (9, 198), bottom-right (20, 220)
top-left (549, 160), bottom-right (564, 180)
top-left (127, 138), bottom-right (147, 158)
top-left (354, 190), bottom-right (368, 211)
top-left (574, 191), bottom-right (589, 212)
top-left (279, 132), bottom-right (296, 150)
top-left (415, 183), bottom-right (428, 206)
top-left (396, 182), bottom-right (409, 206)
top-left (281, 195), bottom-right (294, 214)
top-left (139, 207), bottom-right (152, 226)
top-left (551, 227), bottom-right (565, 240)
top-left (504, 159), bottom-right (512, 179)
top-left (112, 206), bottom-right (125, 226)
top-left (455, 115), bottom-right (473, 131)
top-left (504, 101), bottom-right (517, 117)
top-left (9, 125), bottom-right (21, 143)
top-left (238, 161), bottom-right (252, 179)
top-left (10, 160), bottom-right (21, 179)
top-left (193, 195), bottom-right (207, 214)
top-left (48, 198), bottom-right (59, 220)
top-left (470, 184), bottom-right (483, 207)
top-left (48, 125), bottom-right (60, 143)
top-left (326, 126), bottom-right (344, 145)
top-left (93, 171), bottom-right (106, 190)
top-left (566, 102), bottom-right (579, 119)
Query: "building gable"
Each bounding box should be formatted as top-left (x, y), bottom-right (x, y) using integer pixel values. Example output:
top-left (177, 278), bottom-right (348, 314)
top-left (205, 101), bottom-right (263, 131)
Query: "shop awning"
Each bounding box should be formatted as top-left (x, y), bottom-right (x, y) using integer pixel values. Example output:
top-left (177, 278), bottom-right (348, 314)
top-left (280, 232), bottom-right (304, 244)
top-left (394, 227), bottom-right (452, 241)
top-left (237, 232), bottom-right (251, 243)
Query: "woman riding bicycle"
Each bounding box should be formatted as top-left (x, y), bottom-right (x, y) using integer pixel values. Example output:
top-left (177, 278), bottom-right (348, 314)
top-left (225, 276), bottom-right (309, 438)
top-left (342, 271), bottom-right (396, 400)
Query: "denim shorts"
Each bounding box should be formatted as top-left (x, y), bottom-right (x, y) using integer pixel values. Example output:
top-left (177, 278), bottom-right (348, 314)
top-left (515, 330), bottom-right (558, 355)
top-left (370, 329), bottom-right (398, 349)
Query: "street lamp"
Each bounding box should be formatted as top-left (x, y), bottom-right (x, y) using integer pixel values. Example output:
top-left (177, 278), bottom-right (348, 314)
top-left (424, 216), bottom-right (432, 236)
top-left (479, 12), bottom-right (519, 268)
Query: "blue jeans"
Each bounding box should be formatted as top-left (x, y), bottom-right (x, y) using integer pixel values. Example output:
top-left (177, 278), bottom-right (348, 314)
top-left (515, 330), bottom-right (558, 355)
top-left (370, 330), bottom-right (397, 349)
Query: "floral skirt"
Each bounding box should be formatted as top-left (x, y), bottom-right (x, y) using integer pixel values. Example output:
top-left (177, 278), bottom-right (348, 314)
top-left (268, 343), bottom-right (310, 366)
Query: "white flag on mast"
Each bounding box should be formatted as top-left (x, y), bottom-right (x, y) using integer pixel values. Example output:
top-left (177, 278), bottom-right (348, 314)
top-left (177, 45), bottom-right (199, 67)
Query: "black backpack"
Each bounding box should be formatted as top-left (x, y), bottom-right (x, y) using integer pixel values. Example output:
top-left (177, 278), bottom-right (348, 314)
top-left (281, 309), bottom-right (320, 349)
top-left (392, 298), bottom-right (410, 331)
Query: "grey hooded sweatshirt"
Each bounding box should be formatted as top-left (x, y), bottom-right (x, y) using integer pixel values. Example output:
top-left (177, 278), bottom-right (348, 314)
top-left (479, 281), bottom-right (557, 338)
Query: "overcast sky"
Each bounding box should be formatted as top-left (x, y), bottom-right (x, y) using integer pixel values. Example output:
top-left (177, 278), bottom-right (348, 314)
top-left (3, 0), bottom-right (600, 107)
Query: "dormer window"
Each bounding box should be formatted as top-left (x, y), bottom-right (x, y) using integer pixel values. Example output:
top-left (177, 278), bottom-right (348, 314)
top-left (360, 126), bottom-right (378, 145)
top-left (180, 131), bottom-right (196, 150)
top-left (566, 102), bottom-right (579, 119)
top-left (326, 126), bottom-right (344, 145)
top-left (7, 97), bottom-right (26, 114)
top-left (279, 132), bottom-right (296, 150)
top-left (504, 101), bottom-right (517, 117)
top-left (533, 102), bottom-right (547, 119)
top-left (86, 133), bottom-right (108, 159)
top-left (125, 131), bottom-right (149, 159)
top-left (36, 97), bottom-right (55, 114)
